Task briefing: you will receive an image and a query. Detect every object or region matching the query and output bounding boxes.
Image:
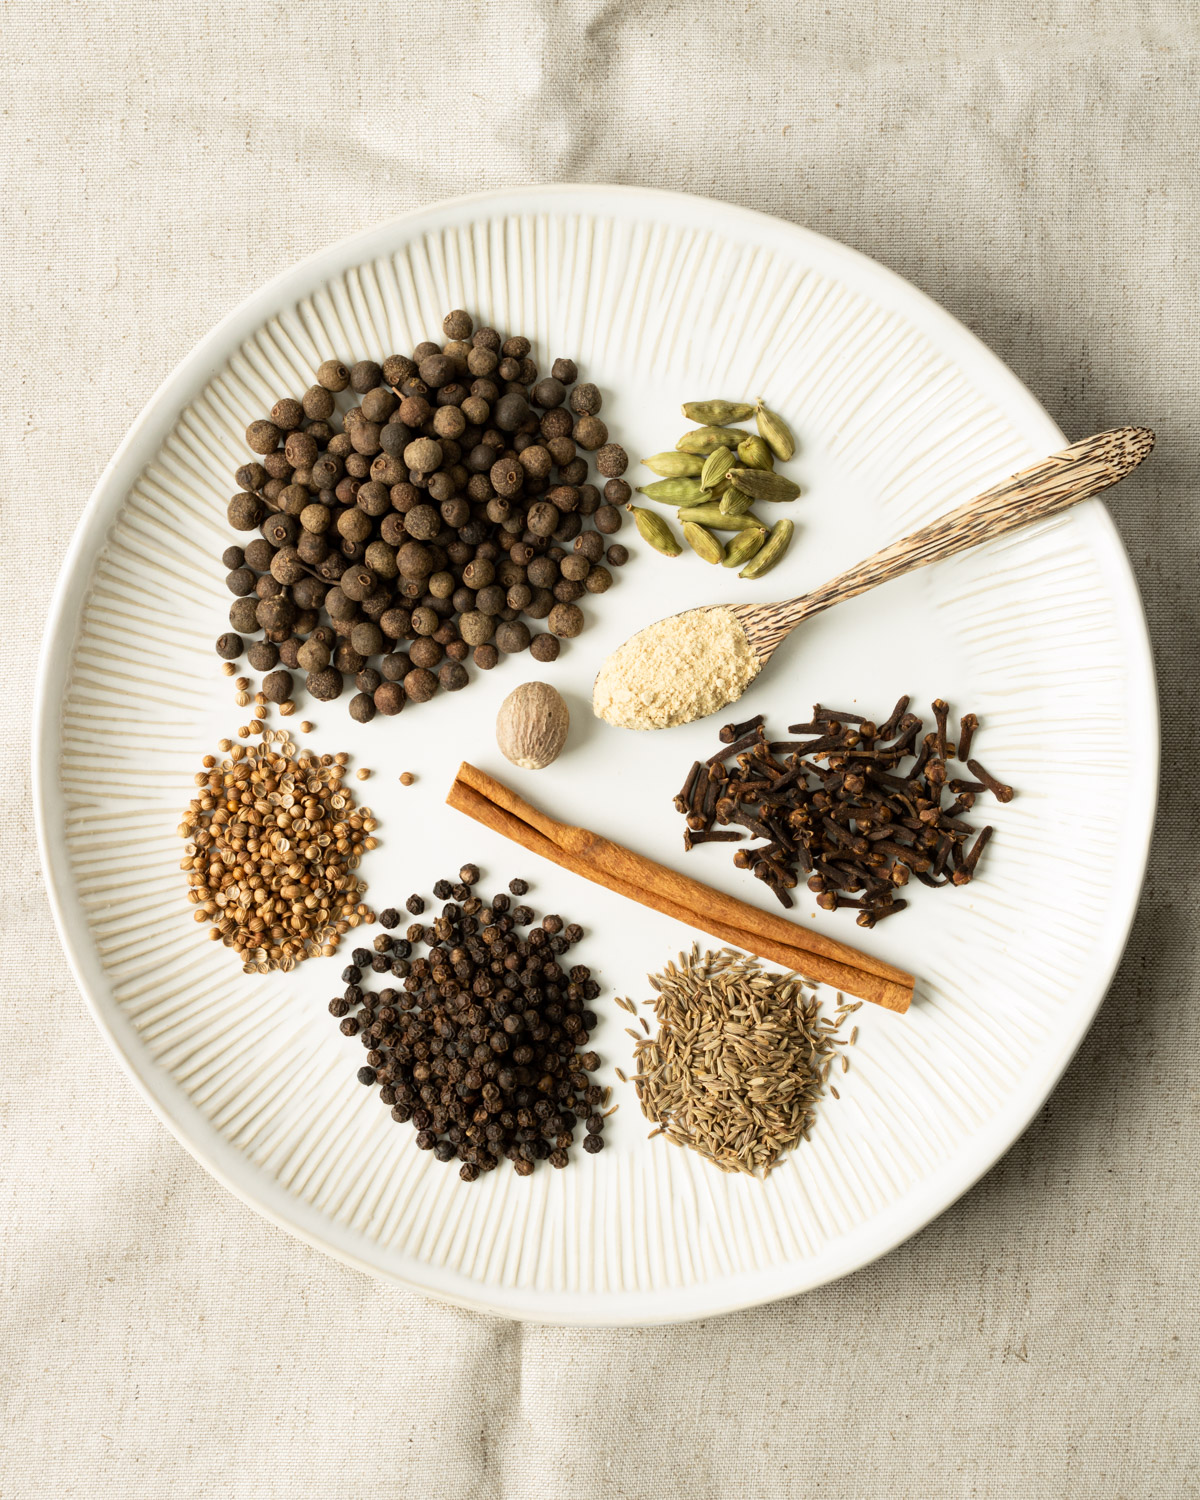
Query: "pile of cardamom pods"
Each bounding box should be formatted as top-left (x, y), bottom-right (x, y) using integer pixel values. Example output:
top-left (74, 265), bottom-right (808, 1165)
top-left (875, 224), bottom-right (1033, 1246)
top-left (630, 398), bottom-right (799, 579)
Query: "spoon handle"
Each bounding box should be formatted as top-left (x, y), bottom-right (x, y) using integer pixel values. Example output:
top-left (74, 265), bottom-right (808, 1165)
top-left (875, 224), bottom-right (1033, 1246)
top-left (754, 427), bottom-right (1154, 648)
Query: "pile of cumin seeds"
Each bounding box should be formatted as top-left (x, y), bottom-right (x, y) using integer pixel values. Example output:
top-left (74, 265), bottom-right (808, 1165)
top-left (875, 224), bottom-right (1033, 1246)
top-left (629, 947), bottom-right (858, 1177)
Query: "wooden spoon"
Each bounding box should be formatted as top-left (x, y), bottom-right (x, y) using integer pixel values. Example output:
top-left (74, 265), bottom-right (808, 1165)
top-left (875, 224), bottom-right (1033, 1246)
top-left (593, 427), bottom-right (1155, 730)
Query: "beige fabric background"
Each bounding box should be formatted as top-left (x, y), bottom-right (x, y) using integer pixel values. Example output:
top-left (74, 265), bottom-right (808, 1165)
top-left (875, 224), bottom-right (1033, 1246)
top-left (3, 2), bottom-right (1197, 1495)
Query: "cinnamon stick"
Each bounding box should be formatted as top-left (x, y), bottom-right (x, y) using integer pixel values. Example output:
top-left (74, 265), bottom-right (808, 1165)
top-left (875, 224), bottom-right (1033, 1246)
top-left (446, 762), bottom-right (914, 1013)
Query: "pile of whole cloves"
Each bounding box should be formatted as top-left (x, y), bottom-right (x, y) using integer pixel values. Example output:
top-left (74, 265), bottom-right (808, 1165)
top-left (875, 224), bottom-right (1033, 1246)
top-left (673, 697), bottom-right (1013, 927)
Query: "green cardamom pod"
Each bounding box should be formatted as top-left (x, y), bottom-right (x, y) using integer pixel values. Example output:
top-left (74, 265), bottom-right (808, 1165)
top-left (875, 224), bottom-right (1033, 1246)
top-left (677, 504), bottom-right (766, 532)
top-left (722, 527), bottom-right (768, 568)
top-left (628, 505), bottom-right (682, 556)
top-left (739, 518), bottom-right (794, 579)
top-left (676, 426), bottom-right (752, 455)
top-left (681, 522), bottom-right (725, 565)
top-left (640, 451), bottom-right (706, 478)
top-left (755, 399), bottom-right (796, 462)
top-left (682, 400), bottom-right (756, 425)
top-left (736, 434), bottom-right (775, 471)
top-left (728, 468), bottom-right (801, 503)
top-left (719, 485), bottom-right (755, 516)
top-left (699, 446), bottom-right (736, 490)
top-left (636, 477), bottom-right (708, 504)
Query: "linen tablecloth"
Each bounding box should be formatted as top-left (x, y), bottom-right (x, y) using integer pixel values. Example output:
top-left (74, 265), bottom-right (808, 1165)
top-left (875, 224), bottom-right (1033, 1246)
top-left (3, 2), bottom-right (1196, 1494)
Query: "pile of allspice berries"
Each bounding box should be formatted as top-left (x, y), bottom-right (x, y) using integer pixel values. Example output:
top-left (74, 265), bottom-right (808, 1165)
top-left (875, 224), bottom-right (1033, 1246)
top-left (217, 310), bottom-right (631, 721)
top-left (632, 398), bottom-right (799, 578)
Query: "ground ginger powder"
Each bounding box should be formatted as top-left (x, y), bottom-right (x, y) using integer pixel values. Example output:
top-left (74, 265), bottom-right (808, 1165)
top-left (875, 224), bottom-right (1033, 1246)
top-left (592, 606), bottom-right (759, 730)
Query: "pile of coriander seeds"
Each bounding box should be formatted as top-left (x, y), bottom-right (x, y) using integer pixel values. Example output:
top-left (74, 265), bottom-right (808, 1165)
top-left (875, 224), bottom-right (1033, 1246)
top-left (178, 730), bottom-right (375, 971)
top-left (218, 310), bottom-right (631, 720)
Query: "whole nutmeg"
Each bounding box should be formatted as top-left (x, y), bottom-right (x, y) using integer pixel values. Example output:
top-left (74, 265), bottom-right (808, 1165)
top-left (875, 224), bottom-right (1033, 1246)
top-left (496, 681), bottom-right (570, 770)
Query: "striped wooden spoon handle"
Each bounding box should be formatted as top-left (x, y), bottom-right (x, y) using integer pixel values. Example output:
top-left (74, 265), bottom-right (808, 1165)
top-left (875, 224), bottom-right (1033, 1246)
top-left (735, 427), bottom-right (1154, 662)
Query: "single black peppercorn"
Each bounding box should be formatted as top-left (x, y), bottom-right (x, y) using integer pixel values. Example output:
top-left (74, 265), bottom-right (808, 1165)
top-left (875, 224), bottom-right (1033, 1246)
top-left (357, 1066), bottom-right (377, 1086)
top-left (379, 908), bottom-right (400, 929)
top-left (583, 1132), bottom-right (604, 1153)
top-left (406, 894), bottom-right (425, 915)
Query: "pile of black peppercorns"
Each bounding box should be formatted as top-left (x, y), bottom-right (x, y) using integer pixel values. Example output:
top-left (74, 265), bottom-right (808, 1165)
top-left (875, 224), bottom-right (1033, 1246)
top-left (216, 310), bottom-right (632, 720)
top-left (329, 868), bottom-right (607, 1179)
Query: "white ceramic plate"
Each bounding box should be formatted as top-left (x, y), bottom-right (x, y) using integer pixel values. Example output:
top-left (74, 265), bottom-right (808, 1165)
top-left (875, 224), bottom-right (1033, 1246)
top-left (33, 186), bottom-right (1157, 1325)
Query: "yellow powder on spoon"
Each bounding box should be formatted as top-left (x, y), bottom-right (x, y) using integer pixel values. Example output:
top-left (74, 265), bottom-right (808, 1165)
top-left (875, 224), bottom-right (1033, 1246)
top-left (592, 606), bottom-right (759, 730)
